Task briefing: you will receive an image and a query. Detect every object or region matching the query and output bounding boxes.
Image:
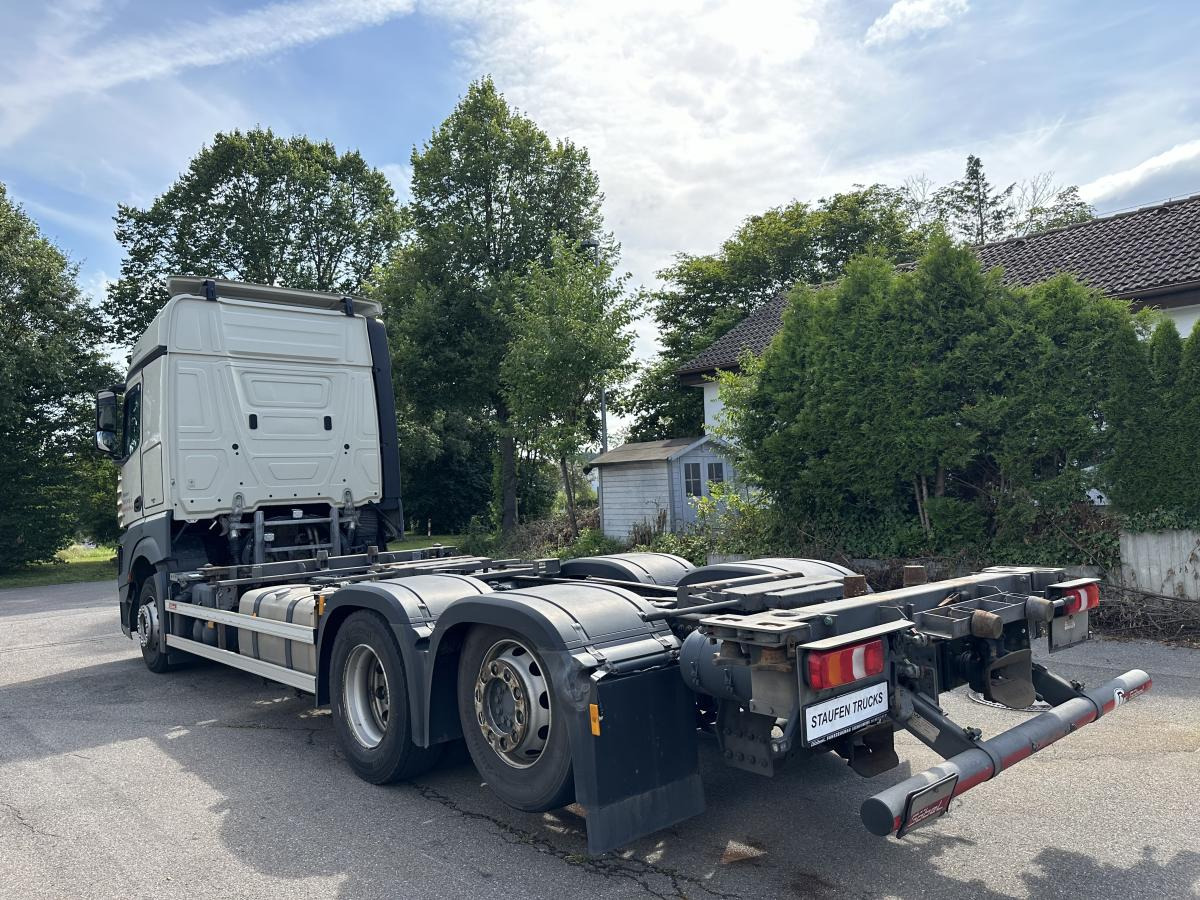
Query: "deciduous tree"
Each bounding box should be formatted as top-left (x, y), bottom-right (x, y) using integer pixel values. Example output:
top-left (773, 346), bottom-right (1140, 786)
top-left (0, 184), bottom-right (117, 569)
top-left (501, 236), bottom-right (636, 536)
top-left (622, 186), bottom-right (923, 441)
top-left (380, 78), bottom-right (605, 533)
top-left (104, 129), bottom-right (401, 346)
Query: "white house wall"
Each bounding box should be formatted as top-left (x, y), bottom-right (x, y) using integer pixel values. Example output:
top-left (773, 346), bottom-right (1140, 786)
top-left (1161, 304), bottom-right (1200, 339)
top-left (599, 463), bottom-right (671, 539)
top-left (702, 381), bottom-right (726, 432)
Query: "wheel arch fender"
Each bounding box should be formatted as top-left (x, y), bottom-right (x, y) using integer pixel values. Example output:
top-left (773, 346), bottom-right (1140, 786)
top-left (424, 583), bottom-right (678, 756)
top-left (428, 583), bottom-right (704, 855)
top-left (316, 575), bottom-right (491, 746)
top-left (120, 534), bottom-right (165, 634)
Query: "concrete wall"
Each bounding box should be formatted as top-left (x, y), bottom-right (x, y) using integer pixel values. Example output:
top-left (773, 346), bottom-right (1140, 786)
top-left (1118, 529), bottom-right (1200, 600)
top-left (598, 462), bottom-right (671, 539)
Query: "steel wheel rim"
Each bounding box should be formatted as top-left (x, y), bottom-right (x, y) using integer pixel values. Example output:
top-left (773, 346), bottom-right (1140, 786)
top-left (474, 638), bottom-right (552, 769)
top-left (136, 602), bottom-right (158, 649)
top-left (344, 643), bottom-right (390, 749)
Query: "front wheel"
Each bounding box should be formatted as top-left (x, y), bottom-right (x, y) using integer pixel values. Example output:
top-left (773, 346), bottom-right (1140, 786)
top-left (136, 578), bottom-right (170, 674)
top-left (330, 611), bottom-right (441, 783)
top-left (457, 626), bottom-right (574, 812)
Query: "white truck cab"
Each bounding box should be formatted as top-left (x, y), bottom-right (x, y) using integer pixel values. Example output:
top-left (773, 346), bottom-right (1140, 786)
top-left (96, 277), bottom-right (403, 639)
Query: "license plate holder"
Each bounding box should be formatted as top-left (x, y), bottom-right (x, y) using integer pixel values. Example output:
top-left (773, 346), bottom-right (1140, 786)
top-left (897, 773), bottom-right (958, 837)
top-left (1048, 610), bottom-right (1090, 653)
top-left (802, 680), bottom-right (889, 747)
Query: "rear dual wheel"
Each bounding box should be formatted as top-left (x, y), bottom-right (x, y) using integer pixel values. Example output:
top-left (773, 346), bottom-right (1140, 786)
top-left (456, 627), bottom-right (574, 812)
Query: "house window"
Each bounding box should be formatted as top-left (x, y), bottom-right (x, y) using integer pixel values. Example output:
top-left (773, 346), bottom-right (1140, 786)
top-left (707, 462), bottom-right (725, 486)
top-left (684, 462), bottom-right (702, 497)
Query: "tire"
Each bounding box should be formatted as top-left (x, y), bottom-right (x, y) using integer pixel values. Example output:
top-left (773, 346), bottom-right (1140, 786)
top-left (330, 611), bottom-right (441, 783)
top-left (136, 578), bottom-right (170, 674)
top-left (457, 626), bottom-right (574, 812)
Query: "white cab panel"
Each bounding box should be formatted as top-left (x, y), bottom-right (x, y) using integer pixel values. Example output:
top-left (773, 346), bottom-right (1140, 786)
top-left (153, 293), bottom-right (380, 519)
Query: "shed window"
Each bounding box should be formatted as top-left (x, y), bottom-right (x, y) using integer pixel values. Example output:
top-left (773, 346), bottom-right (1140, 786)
top-left (684, 462), bottom-right (702, 497)
top-left (707, 462), bottom-right (725, 485)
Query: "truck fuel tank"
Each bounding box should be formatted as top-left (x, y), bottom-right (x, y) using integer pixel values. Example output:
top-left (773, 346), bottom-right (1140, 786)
top-left (239, 585), bottom-right (320, 675)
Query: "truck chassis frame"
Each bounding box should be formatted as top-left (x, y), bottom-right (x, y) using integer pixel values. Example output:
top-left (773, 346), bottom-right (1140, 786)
top-left (132, 548), bottom-right (1149, 853)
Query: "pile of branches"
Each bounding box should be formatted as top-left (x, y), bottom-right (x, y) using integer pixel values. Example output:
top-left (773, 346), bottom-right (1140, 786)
top-left (1095, 585), bottom-right (1200, 646)
top-left (502, 507), bottom-right (601, 557)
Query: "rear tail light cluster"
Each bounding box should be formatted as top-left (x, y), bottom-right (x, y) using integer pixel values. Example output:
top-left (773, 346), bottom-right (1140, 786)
top-left (806, 639), bottom-right (885, 690)
top-left (1060, 582), bottom-right (1100, 615)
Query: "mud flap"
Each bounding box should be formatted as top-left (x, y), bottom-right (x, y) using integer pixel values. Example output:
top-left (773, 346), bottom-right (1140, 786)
top-left (569, 665), bottom-right (705, 855)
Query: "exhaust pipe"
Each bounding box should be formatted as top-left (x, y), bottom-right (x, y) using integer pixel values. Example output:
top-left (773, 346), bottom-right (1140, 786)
top-left (861, 669), bottom-right (1151, 837)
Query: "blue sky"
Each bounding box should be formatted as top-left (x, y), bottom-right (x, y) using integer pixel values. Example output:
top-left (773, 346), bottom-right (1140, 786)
top-left (2, 0), bottom-right (1199, 357)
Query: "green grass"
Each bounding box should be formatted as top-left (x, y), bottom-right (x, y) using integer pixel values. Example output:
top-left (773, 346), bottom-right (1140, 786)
top-left (0, 534), bottom-right (461, 591)
top-left (0, 544), bottom-right (117, 590)
top-left (390, 534), bottom-right (461, 551)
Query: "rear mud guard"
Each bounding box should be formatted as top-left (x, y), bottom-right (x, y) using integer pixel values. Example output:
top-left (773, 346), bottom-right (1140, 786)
top-left (568, 665), bottom-right (704, 855)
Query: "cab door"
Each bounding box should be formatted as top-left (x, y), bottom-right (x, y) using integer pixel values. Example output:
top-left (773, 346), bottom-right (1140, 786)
top-left (118, 374), bottom-right (144, 524)
top-left (139, 359), bottom-right (166, 512)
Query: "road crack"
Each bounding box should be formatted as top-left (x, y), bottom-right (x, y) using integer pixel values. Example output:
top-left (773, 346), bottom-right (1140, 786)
top-left (408, 783), bottom-right (743, 900)
top-left (0, 799), bottom-right (60, 839)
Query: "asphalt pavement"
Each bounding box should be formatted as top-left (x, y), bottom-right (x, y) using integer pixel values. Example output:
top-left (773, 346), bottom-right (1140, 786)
top-left (1, 579), bottom-right (1197, 899)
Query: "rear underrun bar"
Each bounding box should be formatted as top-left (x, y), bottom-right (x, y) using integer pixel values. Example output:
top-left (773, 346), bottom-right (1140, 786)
top-left (861, 668), bottom-right (1152, 837)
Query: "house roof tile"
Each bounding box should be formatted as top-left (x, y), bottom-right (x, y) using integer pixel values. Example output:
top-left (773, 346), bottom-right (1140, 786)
top-left (678, 192), bottom-right (1200, 377)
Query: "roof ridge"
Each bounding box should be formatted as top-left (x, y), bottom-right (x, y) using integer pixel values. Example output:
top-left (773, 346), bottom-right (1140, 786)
top-left (978, 190), bottom-right (1200, 250)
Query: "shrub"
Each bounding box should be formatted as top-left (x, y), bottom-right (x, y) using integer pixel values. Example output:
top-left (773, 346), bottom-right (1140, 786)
top-left (556, 528), bottom-right (626, 560)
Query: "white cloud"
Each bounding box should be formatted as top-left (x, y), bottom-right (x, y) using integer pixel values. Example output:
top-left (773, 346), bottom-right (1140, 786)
top-left (423, 0), bottom-right (864, 355)
top-left (1079, 139), bottom-right (1200, 204)
top-left (16, 195), bottom-right (113, 242)
top-left (863, 0), bottom-right (968, 47)
top-left (380, 163), bottom-right (414, 205)
top-left (0, 0), bottom-right (417, 145)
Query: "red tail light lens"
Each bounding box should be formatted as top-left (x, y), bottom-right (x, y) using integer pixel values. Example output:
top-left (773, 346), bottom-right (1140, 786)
top-left (806, 639), bottom-right (885, 690)
top-left (1061, 582), bottom-right (1100, 615)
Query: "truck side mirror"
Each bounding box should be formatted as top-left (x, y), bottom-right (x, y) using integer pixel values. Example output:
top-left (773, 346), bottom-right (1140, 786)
top-left (96, 390), bottom-right (118, 456)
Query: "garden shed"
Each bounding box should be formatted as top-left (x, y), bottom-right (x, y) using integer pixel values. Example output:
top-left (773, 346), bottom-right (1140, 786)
top-left (586, 436), bottom-right (732, 540)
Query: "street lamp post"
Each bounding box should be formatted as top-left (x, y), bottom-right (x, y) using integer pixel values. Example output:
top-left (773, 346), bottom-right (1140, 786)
top-left (580, 238), bottom-right (608, 454)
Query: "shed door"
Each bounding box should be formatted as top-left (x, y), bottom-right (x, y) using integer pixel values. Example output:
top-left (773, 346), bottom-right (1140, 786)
top-left (677, 458), bottom-right (727, 527)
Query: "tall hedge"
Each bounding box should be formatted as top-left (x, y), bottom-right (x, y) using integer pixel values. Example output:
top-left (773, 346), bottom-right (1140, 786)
top-left (1175, 321), bottom-right (1200, 518)
top-left (727, 233), bottom-right (1150, 563)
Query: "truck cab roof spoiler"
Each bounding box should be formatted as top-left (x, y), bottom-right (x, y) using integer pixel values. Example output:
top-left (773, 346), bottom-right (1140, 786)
top-left (165, 276), bottom-right (383, 319)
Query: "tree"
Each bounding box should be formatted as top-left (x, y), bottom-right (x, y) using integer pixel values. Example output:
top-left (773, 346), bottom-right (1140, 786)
top-left (929, 157), bottom-right (1093, 244)
top-left (933, 154), bottom-right (1016, 244)
top-left (501, 236), bottom-right (636, 536)
top-left (104, 129), bottom-right (401, 346)
top-left (1012, 175), bottom-right (1094, 236)
top-left (0, 184), bottom-right (117, 570)
top-left (621, 186), bottom-right (924, 441)
top-left (725, 235), bottom-right (1135, 560)
top-left (1175, 320), bottom-right (1200, 517)
top-left (380, 78), bottom-right (605, 533)
top-left (1142, 320), bottom-right (1186, 512)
